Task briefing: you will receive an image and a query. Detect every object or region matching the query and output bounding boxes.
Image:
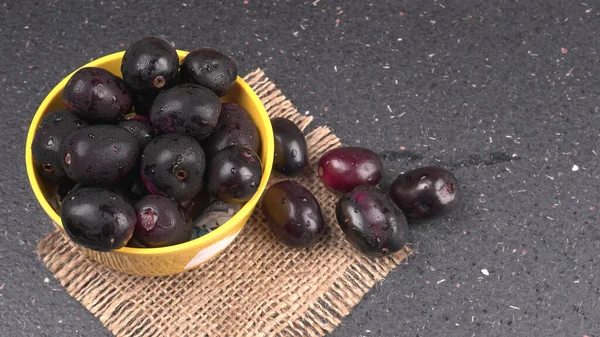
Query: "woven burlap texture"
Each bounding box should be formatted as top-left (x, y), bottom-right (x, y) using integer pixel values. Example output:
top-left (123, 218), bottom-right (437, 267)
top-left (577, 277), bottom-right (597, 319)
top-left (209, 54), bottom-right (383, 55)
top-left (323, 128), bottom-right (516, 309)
top-left (37, 69), bottom-right (413, 337)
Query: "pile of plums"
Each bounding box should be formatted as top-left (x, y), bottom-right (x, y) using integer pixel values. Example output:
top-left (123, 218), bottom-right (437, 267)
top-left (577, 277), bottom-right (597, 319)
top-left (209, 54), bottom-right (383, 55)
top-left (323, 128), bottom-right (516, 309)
top-left (263, 122), bottom-right (460, 257)
top-left (31, 36), bottom-right (264, 252)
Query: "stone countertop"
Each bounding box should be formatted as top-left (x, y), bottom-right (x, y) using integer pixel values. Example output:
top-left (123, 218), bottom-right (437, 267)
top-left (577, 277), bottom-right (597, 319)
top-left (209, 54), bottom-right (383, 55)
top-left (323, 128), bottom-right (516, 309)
top-left (1, 1), bottom-right (598, 336)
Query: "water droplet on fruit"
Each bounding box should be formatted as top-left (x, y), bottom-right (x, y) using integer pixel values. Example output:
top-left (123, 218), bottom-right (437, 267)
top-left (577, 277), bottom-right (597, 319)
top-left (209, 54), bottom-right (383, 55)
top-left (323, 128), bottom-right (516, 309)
top-left (353, 209), bottom-right (358, 213)
top-left (250, 181), bottom-right (256, 188)
top-left (301, 197), bottom-right (307, 202)
top-left (109, 137), bottom-right (115, 141)
top-left (369, 223), bottom-right (374, 228)
top-left (376, 236), bottom-right (381, 243)
top-left (281, 198), bottom-right (286, 204)
top-left (160, 107), bottom-right (164, 112)
top-left (306, 221), bottom-right (312, 228)
top-left (46, 138), bottom-right (54, 146)
top-left (383, 224), bottom-right (389, 230)
top-left (231, 167), bottom-right (237, 175)
top-left (291, 149), bottom-right (297, 158)
top-left (88, 134), bottom-right (95, 138)
top-left (70, 196), bottom-right (75, 200)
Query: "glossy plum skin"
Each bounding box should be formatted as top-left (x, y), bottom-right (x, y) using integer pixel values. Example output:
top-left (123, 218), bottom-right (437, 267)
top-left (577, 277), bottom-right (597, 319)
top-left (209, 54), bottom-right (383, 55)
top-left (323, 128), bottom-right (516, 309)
top-left (389, 167), bottom-right (459, 221)
top-left (262, 180), bottom-right (324, 247)
top-left (62, 67), bottom-right (132, 123)
top-left (271, 117), bottom-right (308, 177)
top-left (318, 147), bottom-right (383, 193)
top-left (118, 114), bottom-right (155, 149)
top-left (141, 133), bottom-right (206, 202)
top-left (335, 185), bottom-right (408, 257)
top-left (121, 36), bottom-right (179, 95)
top-left (150, 83), bottom-right (222, 140)
top-left (32, 109), bottom-right (88, 183)
top-left (207, 145), bottom-right (262, 204)
top-left (180, 48), bottom-right (238, 96)
top-left (61, 125), bottom-right (140, 185)
top-left (202, 102), bottom-right (260, 160)
top-left (61, 186), bottom-right (136, 252)
top-left (133, 195), bottom-right (192, 248)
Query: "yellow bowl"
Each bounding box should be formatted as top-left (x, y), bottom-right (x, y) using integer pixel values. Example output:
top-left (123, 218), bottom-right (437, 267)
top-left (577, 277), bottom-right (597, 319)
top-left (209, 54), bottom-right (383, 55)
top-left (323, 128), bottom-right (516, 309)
top-left (26, 50), bottom-right (274, 276)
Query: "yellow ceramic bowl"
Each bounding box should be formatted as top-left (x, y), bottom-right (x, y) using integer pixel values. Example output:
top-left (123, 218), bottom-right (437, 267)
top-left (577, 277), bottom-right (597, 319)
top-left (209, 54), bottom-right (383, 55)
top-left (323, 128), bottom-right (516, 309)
top-left (26, 50), bottom-right (274, 276)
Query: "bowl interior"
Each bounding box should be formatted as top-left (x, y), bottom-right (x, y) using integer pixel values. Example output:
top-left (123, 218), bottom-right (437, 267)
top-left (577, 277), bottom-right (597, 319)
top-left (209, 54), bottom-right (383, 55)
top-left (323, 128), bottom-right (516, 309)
top-left (25, 50), bottom-right (273, 255)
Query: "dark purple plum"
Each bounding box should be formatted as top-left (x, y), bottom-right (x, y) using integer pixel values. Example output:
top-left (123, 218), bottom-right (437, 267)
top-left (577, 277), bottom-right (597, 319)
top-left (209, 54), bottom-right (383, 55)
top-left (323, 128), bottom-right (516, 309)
top-left (180, 48), bottom-right (238, 96)
top-left (181, 189), bottom-right (212, 220)
top-left (61, 186), bottom-right (136, 252)
top-left (130, 171), bottom-right (150, 198)
top-left (150, 83), bottom-right (221, 140)
top-left (335, 185), bottom-right (408, 257)
top-left (141, 133), bottom-right (206, 202)
top-left (271, 117), bottom-right (308, 177)
top-left (133, 195), bottom-right (192, 248)
top-left (121, 36), bottom-right (179, 95)
top-left (118, 114), bottom-right (155, 149)
top-left (61, 125), bottom-right (140, 185)
top-left (31, 109), bottom-right (88, 183)
top-left (192, 200), bottom-right (241, 238)
top-left (62, 67), bottom-right (132, 123)
top-left (202, 102), bottom-right (260, 160)
top-left (389, 167), bottom-right (459, 221)
top-left (132, 92), bottom-right (156, 116)
top-left (318, 147), bottom-right (383, 193)
top-left (207, 145), bottom-right (262, 204)
top-left (262, 180), bottom-right (324, 247)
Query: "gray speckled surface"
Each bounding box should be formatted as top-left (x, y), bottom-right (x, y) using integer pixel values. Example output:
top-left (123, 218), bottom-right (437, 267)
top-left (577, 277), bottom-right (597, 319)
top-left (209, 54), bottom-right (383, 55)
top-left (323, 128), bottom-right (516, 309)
top-left (1, 1), bottom-right (599, 336)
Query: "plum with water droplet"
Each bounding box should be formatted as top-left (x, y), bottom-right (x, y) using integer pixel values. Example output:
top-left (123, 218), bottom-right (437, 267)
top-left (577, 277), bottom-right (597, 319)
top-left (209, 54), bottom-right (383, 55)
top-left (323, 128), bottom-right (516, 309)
top-left (207, 145), bottom-right (262, 204)
top-left (150, 83), bottom-right (221, 140)
top-left (61, 186), bottom-right (136, 252)
top-left (180, 48), bottom-right (238, 96)
top-left (32, 109), bottom-right (88, 183)
top-left (118, 113), bottom-right (155, 149)
top-left (121, 36), bottom-right (179, 95)
top-left (271, 117), bottom-right (308, 177)
top-left (335, 185), bottom-right (408, 256)
top-left (133, 194), bottom-right (192, 248)
top-left (62, 67), bottom-right (132, 123)
top-left (61, 125), bottom-right (140, 185)
top-left (262, 180), bottom-right (324, 247)
top-left (389, 167), bottom-right (459, 221)
top-left (141, 133), bottom-right (206, 202)
top-left (202, 102), bottom-right (260, 160)
top-left (318, 147), bottom-right (383, 193)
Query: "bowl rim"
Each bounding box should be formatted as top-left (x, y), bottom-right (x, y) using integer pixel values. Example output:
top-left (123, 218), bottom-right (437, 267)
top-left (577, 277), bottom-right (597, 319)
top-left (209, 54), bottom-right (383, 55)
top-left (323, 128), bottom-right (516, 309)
top-left (25, 50), bottom-right (274, 256)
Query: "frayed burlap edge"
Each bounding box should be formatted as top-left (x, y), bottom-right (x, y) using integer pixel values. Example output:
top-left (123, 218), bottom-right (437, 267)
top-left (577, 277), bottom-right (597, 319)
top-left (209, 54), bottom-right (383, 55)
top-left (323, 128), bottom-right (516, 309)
top-left (37, 68), bottom-right (413, 337)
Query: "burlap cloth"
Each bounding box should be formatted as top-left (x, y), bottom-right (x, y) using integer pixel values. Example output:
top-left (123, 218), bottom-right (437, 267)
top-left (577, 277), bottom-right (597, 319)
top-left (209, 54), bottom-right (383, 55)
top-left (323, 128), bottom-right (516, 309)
top-left (37, 69), bottom-right (413, 337)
